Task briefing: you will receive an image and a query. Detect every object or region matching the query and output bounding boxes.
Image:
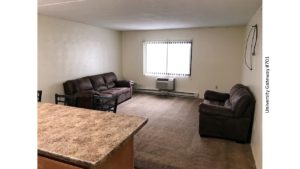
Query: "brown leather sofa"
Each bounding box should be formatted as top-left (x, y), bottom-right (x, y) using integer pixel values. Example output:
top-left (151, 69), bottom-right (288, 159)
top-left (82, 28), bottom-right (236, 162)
top-left (63, 72), bottom-right (133, 109)
top-left (199, 84), bottom-right (255, 143)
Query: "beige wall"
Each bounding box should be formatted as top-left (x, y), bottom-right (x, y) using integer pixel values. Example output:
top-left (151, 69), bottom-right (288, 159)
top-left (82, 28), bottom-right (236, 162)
top-left (122, 27), bottom-right (245, 96)
top-left (38, 15), bottom-right (122, 103)
top-left (241, 7), bottom-right (262, 169)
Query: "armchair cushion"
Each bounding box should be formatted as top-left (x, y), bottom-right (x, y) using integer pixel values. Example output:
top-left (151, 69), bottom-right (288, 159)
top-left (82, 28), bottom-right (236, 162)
top-left (204, 90), bottom-right (229, 102)
top-left (224, 99), bottom-right (232, 108)
top-left (199, 103), bottom-right (234, 117)
top-left (203, 100), bottom-right (224, 106)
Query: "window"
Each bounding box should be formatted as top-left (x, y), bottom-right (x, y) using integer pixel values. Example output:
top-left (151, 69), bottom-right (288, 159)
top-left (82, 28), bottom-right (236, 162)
top-left (143, 40), bottom-right (192, 77)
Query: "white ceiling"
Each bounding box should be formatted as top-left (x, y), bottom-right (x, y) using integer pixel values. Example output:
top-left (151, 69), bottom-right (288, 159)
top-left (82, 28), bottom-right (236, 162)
top-left (38, 0), bottom-right (262, 31)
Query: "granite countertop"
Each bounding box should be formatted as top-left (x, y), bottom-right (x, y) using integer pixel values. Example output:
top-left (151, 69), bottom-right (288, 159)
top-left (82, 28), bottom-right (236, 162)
top-left (38, 103), bottom-right (147, 169)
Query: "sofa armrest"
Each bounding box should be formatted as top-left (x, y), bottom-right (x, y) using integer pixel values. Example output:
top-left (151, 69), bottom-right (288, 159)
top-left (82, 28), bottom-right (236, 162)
top-left (199, 103), bottom-right (234, 117)
top-left (204, 90), bottom-right (229, 102)
top-left (115, 80), bottom-right (133, 88)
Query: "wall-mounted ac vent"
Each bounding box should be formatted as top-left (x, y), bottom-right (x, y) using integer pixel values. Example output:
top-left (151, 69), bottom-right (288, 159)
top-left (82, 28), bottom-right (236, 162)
top-left (156, 78), bottom-right (175, 91)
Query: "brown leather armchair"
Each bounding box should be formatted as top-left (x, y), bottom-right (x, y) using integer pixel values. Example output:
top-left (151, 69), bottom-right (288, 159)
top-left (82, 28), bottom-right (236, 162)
top-left (199, 84), bottom-right (255, 143)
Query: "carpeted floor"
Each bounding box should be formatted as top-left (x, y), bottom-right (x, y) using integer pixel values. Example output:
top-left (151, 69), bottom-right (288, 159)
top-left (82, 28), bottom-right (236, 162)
top-left (117, 93), bottom-right (256, 169)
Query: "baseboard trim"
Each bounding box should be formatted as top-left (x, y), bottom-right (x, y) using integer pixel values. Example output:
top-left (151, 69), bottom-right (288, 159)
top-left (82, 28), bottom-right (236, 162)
top-left (134, 89), bottom-right (199, 98)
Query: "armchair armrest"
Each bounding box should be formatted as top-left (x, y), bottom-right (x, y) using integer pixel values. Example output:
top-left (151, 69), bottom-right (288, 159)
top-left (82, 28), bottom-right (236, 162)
top-left (204, 90), bottom-right (229, 102)
top-left (115, 80), bottom-right (133, 87)
top-left (199, 103), bottom-right (234, 117)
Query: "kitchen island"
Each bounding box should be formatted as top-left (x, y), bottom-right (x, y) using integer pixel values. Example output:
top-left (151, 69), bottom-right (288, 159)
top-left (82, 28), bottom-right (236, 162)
top-left (38, 103), bottom-right (147, 169)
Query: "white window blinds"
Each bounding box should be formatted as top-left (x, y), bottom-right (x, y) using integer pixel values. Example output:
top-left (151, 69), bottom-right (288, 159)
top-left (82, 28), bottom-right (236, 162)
top-left (143, 41), bottom-right (192, 77)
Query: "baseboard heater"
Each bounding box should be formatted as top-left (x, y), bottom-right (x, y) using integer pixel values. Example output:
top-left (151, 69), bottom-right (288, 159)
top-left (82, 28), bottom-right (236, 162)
top-left (135, 88), bottom-right (199, 98)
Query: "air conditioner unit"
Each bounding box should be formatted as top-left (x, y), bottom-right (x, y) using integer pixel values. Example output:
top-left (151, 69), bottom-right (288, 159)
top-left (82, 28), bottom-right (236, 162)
top-left (156, 78), bottom-right (175, 91)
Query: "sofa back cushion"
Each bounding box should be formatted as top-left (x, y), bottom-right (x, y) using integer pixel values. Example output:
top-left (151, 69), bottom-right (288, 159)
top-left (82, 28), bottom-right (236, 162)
top-left (103, 72), bottom-right (117, 89)
top-left (63, 80), bottom-right (77, 95)
top-left (74, 77), bottom-right (94, 92)
top-left (89, 74), bottom-right (108, 91)
top-left (229, 84), bottom-right (245, 96)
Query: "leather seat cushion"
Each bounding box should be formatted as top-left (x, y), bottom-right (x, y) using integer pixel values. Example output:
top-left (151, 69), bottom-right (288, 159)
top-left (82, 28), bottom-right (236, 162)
top-left (203, 100), bottom-right (224, 106)
top-left (100, 87), bottom-right (130, 96)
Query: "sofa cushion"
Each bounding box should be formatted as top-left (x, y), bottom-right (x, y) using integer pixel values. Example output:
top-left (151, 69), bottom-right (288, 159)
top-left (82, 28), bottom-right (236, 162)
top-left (63, 80), bottom-right (77, 95)
top-left (74, 77), bottom-right (93, 91)
top-left (100, 87), bottom-right (130, 96)
top-left (89, 75), bottom-right (108, 91)
top-left (103, 72), bottom-right (117, 89)
top-left (73, 90), bottom-right (101, 98)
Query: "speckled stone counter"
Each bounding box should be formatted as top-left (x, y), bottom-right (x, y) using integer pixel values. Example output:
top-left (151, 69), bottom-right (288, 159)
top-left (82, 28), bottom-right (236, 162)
top-left (38, 103), bottom-right (147, 169)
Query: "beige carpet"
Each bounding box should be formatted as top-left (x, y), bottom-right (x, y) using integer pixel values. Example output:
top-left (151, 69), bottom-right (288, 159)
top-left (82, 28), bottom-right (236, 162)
top-left (118, 93), bottom-right (256, 169)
